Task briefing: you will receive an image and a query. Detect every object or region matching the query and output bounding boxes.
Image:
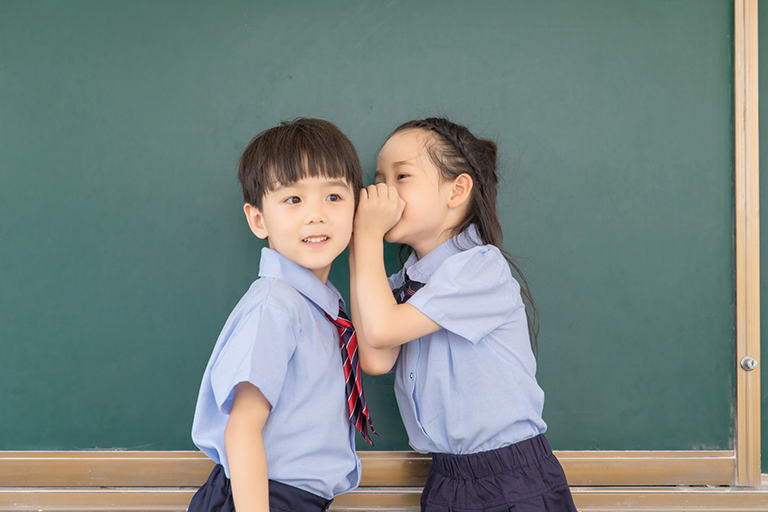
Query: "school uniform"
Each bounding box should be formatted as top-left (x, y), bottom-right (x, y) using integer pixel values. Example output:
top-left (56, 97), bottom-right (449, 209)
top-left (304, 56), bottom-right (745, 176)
top-left (389, 225), bottom-right (576, 512)
top-left (190, 248), bottom-right (361, 512)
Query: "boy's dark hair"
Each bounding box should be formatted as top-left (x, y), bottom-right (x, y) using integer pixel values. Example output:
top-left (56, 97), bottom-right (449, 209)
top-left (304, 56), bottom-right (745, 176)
top-left (238, 118), bottom-right (364, 209)
top-left (390, 117), bottom-right (539, 356)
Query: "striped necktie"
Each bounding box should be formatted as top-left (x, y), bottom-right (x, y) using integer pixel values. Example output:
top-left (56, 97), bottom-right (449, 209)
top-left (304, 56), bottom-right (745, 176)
top-left (327, 308), bottom-right (377, 445)
top-left (392, 272), bottom-right (426, 304)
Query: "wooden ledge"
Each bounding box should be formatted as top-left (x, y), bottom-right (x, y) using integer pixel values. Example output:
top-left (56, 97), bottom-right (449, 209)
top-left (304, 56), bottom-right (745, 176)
top-left (3, 486), bottom-right (768, 511)
top-left (0, 451), bottom-right (749, 510)
top-left (570, 486), bottom-right (768, 511)
top-left (0, 450), bottom-right (736, 487)
top-left (557, 450), bottom-right (735, 486)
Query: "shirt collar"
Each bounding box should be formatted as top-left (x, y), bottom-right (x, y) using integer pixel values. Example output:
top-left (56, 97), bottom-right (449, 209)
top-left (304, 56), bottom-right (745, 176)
top-left (258, 248), bottom-right (344, 318)
top-left (404, 224), bottom-right (483, 282)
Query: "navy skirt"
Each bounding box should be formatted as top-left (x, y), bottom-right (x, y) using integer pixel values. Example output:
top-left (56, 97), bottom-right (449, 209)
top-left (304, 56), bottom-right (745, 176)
top-left (188, 464), bottom-right (332, 512)
top-left (421, 434), bottom-right (577, 512)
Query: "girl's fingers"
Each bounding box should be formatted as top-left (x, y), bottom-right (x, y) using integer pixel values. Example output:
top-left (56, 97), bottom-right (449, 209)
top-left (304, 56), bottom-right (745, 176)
top-left (360, 184), bottom-right (402, 216)
top-left (375, 183), bottom-right (388, 198)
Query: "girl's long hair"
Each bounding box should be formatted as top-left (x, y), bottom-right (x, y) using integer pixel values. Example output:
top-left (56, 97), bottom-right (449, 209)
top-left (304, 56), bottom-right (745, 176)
top-left (390, 118), bottom-right (539, 356)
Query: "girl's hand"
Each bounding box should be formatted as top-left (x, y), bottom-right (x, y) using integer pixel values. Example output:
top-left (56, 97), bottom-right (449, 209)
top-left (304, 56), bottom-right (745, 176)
top-left (355, 184), bottom-right (406, 238)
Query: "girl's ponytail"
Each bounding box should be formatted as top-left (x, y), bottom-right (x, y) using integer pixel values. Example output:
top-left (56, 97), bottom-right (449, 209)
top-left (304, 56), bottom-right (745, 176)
top-left (478, 138), bottom-right (498, 166)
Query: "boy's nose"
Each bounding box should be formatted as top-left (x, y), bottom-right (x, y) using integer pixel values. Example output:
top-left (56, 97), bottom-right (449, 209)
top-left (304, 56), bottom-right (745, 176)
top-left (305, 203), bottom-right (327, 223)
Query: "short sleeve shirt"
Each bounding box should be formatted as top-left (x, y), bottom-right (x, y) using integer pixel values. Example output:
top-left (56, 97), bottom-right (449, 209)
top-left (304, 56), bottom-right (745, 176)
top-left (191, 248), bottom-right (361, 499)
top-left (390, 225), bottom-right (547, 455)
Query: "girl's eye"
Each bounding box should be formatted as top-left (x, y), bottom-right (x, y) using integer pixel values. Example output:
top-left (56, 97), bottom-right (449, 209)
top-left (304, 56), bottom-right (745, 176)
top-left (397, 174), bottom-right (408, 180)
top-left (326, 194), bottom-right (341, 202)
top-left (285, 196), bottom-right (301, 204)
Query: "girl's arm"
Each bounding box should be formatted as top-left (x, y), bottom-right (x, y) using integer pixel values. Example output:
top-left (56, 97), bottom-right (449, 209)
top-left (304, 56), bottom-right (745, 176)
top-left (224, 382), bottom-right (271, 512)
top-left (353, 185), bottom-right (442, 359)
top-left (349, 236), bottom-right (401, 375)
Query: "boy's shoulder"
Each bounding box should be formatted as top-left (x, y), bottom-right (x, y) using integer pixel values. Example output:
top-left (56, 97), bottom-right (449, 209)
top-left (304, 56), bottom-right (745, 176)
top-left (237, 275), bottom-right (314, 317)
top-left (216, 276), bottom-right (318, 356)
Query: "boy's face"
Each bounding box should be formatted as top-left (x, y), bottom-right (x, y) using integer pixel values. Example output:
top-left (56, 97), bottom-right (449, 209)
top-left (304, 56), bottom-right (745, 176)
top-left (244, 176), bottom-right (356, 283)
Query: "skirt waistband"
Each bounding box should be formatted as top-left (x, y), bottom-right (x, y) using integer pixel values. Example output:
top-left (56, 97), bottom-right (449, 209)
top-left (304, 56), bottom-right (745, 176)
top-left (430, 434), bottom-right (553, 479)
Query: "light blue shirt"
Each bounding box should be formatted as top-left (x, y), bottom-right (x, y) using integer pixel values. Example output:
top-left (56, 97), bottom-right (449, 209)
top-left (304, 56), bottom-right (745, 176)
top-left (389, 225), bottom-right (547, 455)
top-left (191, 248), bottom-right (361, 499)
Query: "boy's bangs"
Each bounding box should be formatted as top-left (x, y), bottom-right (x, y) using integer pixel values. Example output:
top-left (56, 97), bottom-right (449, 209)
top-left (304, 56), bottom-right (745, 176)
top-left (265, 150), bottom-right (350, 191)
top-left (238, 118), bottom-right (363, 208)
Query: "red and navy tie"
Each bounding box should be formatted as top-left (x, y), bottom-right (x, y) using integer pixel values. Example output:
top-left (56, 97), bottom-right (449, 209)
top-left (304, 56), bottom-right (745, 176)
top-left (327, 308), bottom-right (377, 445)
top-left (392, 272), bottom-right (426, 304)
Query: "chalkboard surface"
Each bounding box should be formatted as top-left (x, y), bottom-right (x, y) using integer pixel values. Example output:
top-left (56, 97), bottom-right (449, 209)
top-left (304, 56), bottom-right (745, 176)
top-left (0, 0), bottom-right (735, 451)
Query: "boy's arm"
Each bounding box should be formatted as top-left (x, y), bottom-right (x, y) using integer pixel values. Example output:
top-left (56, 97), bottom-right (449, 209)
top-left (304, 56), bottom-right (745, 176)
top-left (349, 238), bottom-right (400, 375)
top-left (353, 185), bottom-right (442, 356)
top-left (224, 382), bottom-right (271, 512)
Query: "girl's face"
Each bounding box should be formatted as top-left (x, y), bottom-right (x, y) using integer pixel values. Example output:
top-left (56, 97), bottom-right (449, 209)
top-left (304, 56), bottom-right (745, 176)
top-left (375, 129), bottom-right (458, 258)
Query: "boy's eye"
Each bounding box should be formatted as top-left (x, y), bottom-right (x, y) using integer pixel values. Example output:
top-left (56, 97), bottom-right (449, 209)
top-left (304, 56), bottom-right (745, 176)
top-left (285, 196), bottom-right (301, 204)
top-left (326, 194), bottom-right (341, 202)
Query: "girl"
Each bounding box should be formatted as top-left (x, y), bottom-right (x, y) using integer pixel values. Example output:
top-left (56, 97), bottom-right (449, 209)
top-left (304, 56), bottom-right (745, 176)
top-left (350, 118), bottom-right (576, 512)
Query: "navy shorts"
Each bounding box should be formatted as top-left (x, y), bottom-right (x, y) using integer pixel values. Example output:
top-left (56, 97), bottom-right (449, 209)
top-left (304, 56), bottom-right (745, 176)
top-left (188, 464), bottom-right (333, 512)
top-left (421, 434), bottom-right (577, 512)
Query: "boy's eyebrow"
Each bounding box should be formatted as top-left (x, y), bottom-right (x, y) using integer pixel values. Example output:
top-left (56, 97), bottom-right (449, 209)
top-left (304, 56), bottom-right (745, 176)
top-left (325, 179), bottom-right (350, 188)
top-left (271, 179), bottom-right (349, 192)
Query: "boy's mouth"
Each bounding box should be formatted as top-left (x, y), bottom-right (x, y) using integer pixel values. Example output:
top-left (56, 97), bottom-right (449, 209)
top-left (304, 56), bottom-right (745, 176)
top-left (302, 236), bottom-right (329, 244)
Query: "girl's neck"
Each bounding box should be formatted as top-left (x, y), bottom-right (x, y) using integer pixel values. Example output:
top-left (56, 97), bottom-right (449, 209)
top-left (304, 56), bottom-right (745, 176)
top-left (413, 227), bottom-right (458, 260)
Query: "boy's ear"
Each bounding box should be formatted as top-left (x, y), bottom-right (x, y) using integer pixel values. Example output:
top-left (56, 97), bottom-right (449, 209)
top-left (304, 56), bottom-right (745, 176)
top-left (447, 173), bottom-right (473, 209)
top-left (243, 203), bottom-right (269, 239)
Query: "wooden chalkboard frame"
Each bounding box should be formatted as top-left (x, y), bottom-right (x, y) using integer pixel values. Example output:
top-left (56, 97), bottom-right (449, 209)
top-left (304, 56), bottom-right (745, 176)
top-left (735, 0), bottom-right (762, 487)
top-left (0, 0), bottom-right (760, 495)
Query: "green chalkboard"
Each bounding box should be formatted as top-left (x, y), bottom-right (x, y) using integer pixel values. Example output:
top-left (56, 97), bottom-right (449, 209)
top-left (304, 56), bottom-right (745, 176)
top-left (0, 0), bottom-right (735, 451)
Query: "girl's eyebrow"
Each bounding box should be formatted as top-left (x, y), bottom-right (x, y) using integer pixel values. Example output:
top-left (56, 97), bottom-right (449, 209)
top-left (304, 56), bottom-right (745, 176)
top-left (376, 161), bottom-right (415, 178)
top-left (326, 179), bottom-right (350, 188)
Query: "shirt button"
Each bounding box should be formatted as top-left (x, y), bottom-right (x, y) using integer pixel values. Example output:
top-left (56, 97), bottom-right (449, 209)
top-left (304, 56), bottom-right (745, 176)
top-left (409, 372), bottom-right (414, 380)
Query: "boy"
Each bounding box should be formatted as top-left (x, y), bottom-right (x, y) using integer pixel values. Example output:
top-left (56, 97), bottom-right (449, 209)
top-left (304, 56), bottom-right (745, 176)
top-left (189, 118), bottom-right (367, 512)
